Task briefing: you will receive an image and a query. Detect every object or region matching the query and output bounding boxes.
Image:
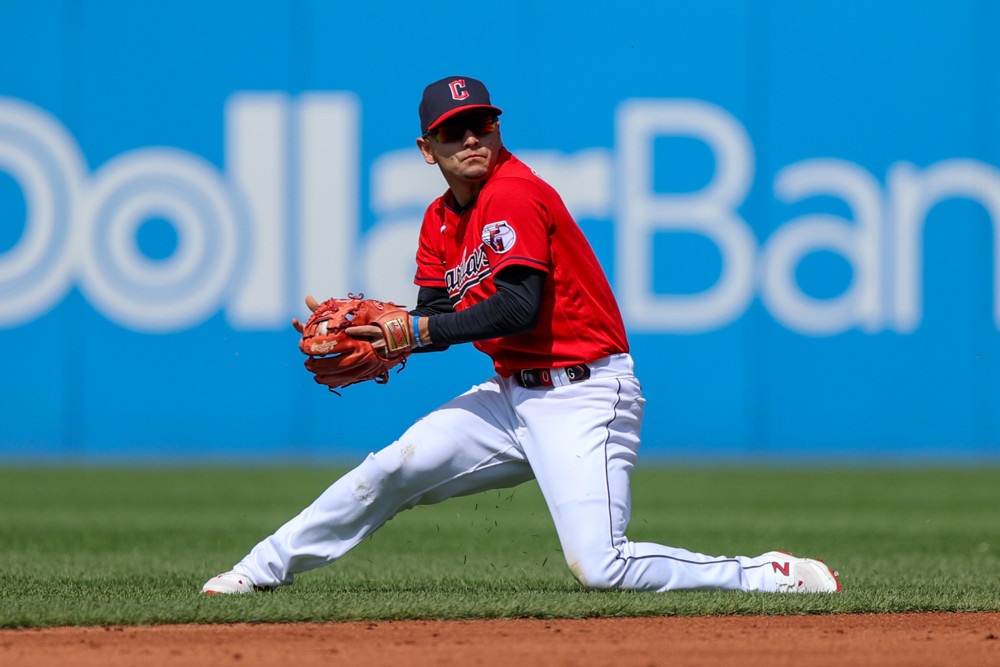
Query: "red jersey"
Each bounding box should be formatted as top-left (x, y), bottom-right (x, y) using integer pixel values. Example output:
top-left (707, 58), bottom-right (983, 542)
top-left (414, 148), bottom-right (629, 376)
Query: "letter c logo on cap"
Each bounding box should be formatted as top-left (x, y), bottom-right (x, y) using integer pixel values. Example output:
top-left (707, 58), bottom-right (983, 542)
top-left (449, 79), bottom-right (469, 101)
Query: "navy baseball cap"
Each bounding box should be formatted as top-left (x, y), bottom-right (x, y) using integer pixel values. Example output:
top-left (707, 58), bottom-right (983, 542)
top-left (419, 76), bottom-right (503, 134)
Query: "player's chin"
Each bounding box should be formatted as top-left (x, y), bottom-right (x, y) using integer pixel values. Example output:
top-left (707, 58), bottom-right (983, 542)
top-left (459, 163), bottom-right (490, 180)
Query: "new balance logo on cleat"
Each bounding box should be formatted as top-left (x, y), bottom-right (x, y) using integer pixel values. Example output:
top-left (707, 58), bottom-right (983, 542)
top-left (759, 551), bottom-right (841, 594)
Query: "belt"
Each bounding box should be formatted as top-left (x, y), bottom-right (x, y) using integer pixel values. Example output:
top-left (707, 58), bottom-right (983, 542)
top-left (516, 364), bottom-right (591, 388)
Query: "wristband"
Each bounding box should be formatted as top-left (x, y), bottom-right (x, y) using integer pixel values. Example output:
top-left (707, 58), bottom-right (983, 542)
top-left (412, 315), bottom-right (424, 347)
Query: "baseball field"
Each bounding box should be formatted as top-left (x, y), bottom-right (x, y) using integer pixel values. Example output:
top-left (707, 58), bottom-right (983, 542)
top-left (1, 466), bottom-right (998, 665)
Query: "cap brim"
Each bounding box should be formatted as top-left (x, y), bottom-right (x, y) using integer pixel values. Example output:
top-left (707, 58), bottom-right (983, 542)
top-left (427, 105), bottom-right (503, 131)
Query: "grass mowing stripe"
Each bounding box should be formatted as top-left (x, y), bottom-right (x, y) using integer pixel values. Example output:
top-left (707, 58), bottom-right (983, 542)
top-left (0, 467), bottom-right (997, 627)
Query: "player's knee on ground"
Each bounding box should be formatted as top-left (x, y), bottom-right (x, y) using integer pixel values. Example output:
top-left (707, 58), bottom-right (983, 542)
top-left (563, 549), bottom-right (627, 590)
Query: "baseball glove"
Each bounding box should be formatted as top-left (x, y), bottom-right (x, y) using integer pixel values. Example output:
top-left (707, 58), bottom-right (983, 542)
top-left (296, 294), bottom-right (413, 391)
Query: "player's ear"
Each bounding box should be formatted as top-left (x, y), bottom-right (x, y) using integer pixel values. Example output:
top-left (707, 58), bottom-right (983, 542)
top-left (416, 136), bottom-right (437, 165)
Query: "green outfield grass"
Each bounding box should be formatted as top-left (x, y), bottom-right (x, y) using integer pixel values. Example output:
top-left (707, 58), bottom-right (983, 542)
top-left (0, 466), bottom-right (997, 627)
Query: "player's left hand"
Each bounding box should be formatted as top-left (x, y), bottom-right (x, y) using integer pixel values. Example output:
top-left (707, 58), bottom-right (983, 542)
top-left (297, 295), bottom-right (414, 390)
top-left (291, 295), bottom-right (321, 333)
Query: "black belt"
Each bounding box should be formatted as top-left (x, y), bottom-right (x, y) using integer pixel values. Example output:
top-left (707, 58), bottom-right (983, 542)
top-left (516, 364), bottom-right (591, 388)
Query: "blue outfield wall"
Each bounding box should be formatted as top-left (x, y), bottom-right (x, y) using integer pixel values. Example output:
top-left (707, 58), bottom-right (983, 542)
top-left (1, 1), bottom-right (999, 463)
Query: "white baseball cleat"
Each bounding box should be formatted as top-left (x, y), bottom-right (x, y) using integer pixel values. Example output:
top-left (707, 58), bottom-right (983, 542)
top-left (758, 551), bottom-right (841, 593)
top-left (201, 570), bottom-right (270, 594)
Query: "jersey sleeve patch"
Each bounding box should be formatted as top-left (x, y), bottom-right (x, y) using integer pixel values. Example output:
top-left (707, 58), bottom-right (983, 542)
top-left (481, 220), bottom-right (517, 254)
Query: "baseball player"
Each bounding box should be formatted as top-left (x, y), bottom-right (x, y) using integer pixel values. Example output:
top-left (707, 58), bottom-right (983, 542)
top-left (203, 76), bottom-right (840, 595)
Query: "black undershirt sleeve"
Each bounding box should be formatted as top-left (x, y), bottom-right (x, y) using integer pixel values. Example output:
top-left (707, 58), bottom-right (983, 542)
top-left (408, 265), bottom-right (546, 352)
top-left (407, 285), bottom-right (455, 353)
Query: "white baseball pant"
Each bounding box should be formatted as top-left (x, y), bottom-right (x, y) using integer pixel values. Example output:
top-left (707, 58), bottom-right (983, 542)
top-left (234, 354), bottom-right (780, 592)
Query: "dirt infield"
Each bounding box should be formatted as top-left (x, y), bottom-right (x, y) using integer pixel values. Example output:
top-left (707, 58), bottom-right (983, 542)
top-left (3, 613), bottom-right (998, 666)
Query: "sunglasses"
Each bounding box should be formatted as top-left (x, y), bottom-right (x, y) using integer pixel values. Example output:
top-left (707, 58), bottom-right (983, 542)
top-left (424, 115), bottom-right (499, 143)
